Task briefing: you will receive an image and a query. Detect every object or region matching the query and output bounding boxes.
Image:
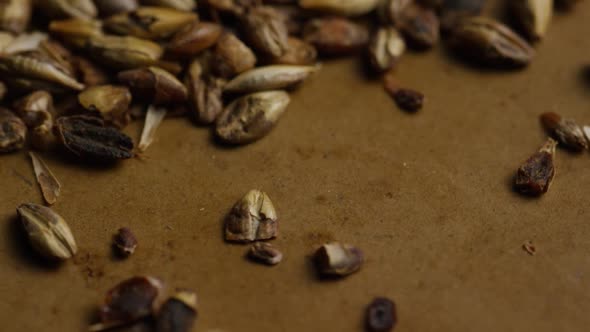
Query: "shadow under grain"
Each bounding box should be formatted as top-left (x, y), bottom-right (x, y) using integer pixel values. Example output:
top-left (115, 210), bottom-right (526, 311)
top-left (578, 64), bottom-right (590, 92)
top-left (5, 214), bottom-right (62, 271)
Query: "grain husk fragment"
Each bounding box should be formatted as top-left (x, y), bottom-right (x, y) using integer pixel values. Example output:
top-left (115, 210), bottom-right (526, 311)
top-left (29, 152), bottom-right (61, 205)
top-left (224, 65), bottom-right (318, 93)
top-left (449, 16), bottom-right (535, 68)
top-left (104, 7), bottom-right (198, 40)
top-left (0, 108), bottom-right (27, 153)
top-left (156, 289), bottom-right (198, 332)
top-left (511, 0), bottom-right (553, 41)
top-left (17, 203), bottom-right (77, 260)
top-left (540, 112), bottom-right (588, 151)
top-left (514, 138), bottom-right (557, 196)
top-left (299, 0), bottom-right (380, 16)
top-left (248, 242), bottom-right (283, 265)
top-left (224, 189), bottom-right (278, 242)
top-left (138, 105), bottom-right (167, 152)
top-left (314, 242), bottom-right (363, 277)
top-left (216, 90), bottom-right (290, 144)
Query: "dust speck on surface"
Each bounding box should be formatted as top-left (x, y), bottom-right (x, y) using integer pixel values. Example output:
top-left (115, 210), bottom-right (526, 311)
top-left (73, 251), bottom-right (105, 287)
top-left (315, 195), bottom-right (327, 203)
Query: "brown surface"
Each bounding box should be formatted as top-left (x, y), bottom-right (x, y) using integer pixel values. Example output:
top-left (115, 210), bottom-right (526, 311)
top-left (2, 5), bottom-right (590, 332)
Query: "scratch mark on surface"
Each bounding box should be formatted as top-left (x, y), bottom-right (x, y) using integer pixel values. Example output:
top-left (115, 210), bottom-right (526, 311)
top-left (12, 169), bottom-right (33, 187)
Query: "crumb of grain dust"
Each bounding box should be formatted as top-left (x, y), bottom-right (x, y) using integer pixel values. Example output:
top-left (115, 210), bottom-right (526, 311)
top-left (522, 241), bottom-right (536, 255)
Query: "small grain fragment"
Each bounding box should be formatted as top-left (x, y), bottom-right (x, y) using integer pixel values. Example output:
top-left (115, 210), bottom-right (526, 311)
top-left (114, 227), bottom-right (138, 257)
top-left (248, 242), bottom-right (283, 265)
top-left (156, 289), bottom-right (198, 332)
top-left (383, 73), bottom-right (423, 112)
top-left (514, 138), bottom-right (557, 196)
top-left (540, 112), bottom-right (588, 151)
top-left (29, 152), bottom-right (61, 205)
top-left (522, 240), bottom-right (536, 255)
top-left (314, 242), bottom-right (363, 277)
top-left (225, 189), bottom-right (278, 242)
top-left (366, 297), bottom-right (397, 332)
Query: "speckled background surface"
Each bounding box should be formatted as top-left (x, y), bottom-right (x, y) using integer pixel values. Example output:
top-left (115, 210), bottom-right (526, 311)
top-left (1, 3), bottom-right (590, 332)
